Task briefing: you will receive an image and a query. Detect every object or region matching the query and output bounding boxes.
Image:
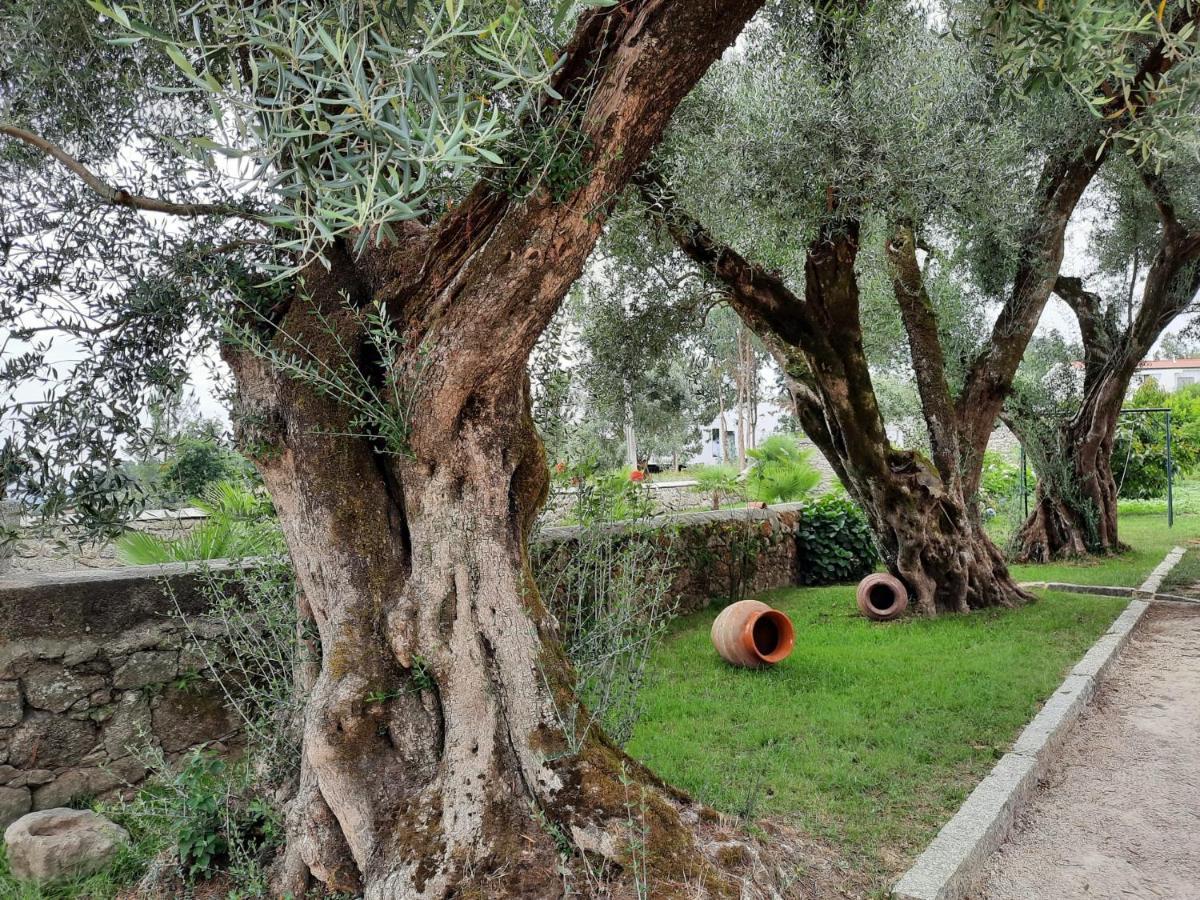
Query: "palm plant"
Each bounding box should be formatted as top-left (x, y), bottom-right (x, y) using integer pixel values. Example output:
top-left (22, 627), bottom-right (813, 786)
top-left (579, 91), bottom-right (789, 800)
top-left (745, 434), bottom-right (820, 504)
top-left (116, 480), bottom-right (283, 565)
top-left (691, 464), bottom-right (745, 510)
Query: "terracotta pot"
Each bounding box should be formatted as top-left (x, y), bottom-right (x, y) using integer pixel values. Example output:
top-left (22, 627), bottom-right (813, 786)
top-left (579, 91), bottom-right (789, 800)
top-left (710, 599), bottom-right (795, 668)
top-left (856, 573), bottom-right (909, 621)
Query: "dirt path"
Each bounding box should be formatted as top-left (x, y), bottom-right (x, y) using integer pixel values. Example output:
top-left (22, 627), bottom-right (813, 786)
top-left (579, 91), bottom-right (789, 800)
top-left (977, 603), bottom-right (1200, 899)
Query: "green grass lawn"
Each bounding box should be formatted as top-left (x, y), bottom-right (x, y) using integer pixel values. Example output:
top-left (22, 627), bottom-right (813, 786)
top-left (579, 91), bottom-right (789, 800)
top-left (3, 506), bottom-right (1191, 899)
top-left (629, 508), bottom-right (1197, 891)
top-left (1007, 512), bottom-right (1200, 587)
top-left (1161, 545), bottom-right (1200, 594)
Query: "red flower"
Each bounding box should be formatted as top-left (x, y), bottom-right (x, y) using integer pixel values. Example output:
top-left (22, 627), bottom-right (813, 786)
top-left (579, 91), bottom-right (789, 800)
top-left (629, 469), bottom-right (646, 482)
top-left (554, 461), bottom-right (567, 474)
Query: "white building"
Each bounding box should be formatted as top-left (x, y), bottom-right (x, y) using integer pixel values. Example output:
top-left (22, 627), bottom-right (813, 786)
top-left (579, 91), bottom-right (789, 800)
top-left (1132, 358), bottom-right (1200, 392)
top-left (689, 403), bottom-right (791, 466)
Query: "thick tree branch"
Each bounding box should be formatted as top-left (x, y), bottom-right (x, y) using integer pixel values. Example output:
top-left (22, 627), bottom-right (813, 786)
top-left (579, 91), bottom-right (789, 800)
top-left (955, 9), bottom-right (1199, 470)
top-left (1053, 274), bottom-right (1118, 369)
top-left (885, 224), bottom-right (961, 483)
top-left (376, 0), bottom-right (766, 448)
top-left (0, 123), bottom-right (260, 222)
top-left (955, 148), bottom-right (1104, 463)
top-left (1124, 170), bottom-right (1200, 355)
top-left (250, 2), bottom-right (767, 462)
top-left (635, 169), bottom-right (823, 350)
top-left (636, 169), bottom-right (867, 488)
top-left (1139, 167), bottom-right (1184, 235)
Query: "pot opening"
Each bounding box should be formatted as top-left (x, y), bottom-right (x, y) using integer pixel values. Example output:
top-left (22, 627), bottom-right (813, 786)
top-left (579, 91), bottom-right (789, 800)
top-left (868, 582), bottom-right (898, 612)
top-left (752, 616), bottom-right (779, 655)
top-left (751, 610), bottom-right (795, 663)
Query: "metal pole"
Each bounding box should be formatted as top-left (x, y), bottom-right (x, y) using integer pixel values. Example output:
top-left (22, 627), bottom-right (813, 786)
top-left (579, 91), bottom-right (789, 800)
top-left (1166, 409), bottom-right (1174, 528)
top-left (1020, 444), bottom-right (1028, 519)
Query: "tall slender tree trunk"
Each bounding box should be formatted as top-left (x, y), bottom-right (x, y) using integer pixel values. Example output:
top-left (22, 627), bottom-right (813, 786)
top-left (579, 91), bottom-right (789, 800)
top-left (623, 380), bottom-right (639, 467)
top-left (736, 391), bottom-right (747, 468)
top-left (718, 389), bottom-right (730, 464)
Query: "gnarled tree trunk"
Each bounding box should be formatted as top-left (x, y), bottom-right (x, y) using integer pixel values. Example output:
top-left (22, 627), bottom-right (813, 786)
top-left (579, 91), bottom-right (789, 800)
top-left (1011, 204), bottom-right (1200, 562)
top-left (848, 446), bottom-right (1027, 615)
top-left (215, 2), bottom-right (767, 894)
top-left (645, 188), bottom-right (1031, 613)
top-left (228, 257), bottom-right (741, 899)
top-left (234, 351), bottom-right (715, 896)
top-left (1009, 372), bottom-right (1126, 562)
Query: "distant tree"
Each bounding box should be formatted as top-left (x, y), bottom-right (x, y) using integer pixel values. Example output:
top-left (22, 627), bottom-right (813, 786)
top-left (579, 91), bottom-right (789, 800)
top-left (1154, 332), bottom-right (1200, 360)
top-left (162, 438), bottom-right (246, 503)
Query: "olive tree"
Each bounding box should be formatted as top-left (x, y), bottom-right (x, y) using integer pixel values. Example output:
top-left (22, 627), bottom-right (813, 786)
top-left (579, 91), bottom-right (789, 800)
top-left (1007, 157), bottom-right (1200, 560)
top-left (641, 0), bottom-right (1200, 614)
top-left (1, 1), bottom-right (765, 895)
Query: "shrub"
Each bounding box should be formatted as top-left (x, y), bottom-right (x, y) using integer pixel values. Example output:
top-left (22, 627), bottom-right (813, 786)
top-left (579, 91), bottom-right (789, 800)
top-left (794, 495), bottom-right (878, 585)
top-left (188, 556), bottom-right (303, 783)
top-left (106, 557), bottom-right (302, 896)
top-left (746, 434), bottom-right (820, 504)
top-left (535, 510), bottom-right (676, 749)
top-left (556, 465), bottom-right (655, 524)
top-left (120, 749), bottom-right (281, 892)
top-left (979, 451), bottom-right (1021, 507)
top-left (1110, 380), bottom-right (1200, 500)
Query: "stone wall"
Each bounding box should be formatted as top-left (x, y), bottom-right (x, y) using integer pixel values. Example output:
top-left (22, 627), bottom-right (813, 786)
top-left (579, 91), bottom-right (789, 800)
top-left (7, 508), bottom-right (210, 575)
top-left (0, 504), bottom-right (812, 829)
top-left (0, 565), bottom-right (239, 828)
top-left (534, 503), bottom-right (808, 618)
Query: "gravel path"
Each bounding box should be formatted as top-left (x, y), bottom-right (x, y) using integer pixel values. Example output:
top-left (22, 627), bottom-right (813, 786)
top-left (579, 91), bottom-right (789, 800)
top-left (977, 603), bottom-right (1200, 900)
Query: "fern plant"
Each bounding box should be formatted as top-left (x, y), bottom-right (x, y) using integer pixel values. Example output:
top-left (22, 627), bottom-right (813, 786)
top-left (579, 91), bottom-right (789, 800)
top-left (116, 480), bottom-right (282, 565)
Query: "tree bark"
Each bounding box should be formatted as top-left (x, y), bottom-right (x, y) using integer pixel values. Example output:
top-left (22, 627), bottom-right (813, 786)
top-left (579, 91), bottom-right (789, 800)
top-left (1009, 386), bottom-right (1124, 563)
top-left (218, 1), bottom-right (767, 894)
